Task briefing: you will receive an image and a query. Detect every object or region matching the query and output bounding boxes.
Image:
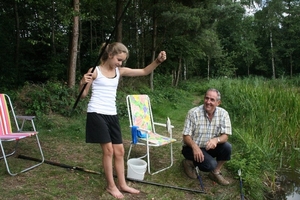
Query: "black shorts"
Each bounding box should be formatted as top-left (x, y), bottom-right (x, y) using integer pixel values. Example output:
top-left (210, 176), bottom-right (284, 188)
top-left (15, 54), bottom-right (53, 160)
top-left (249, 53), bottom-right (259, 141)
top-left (86, 113), bottom-right (122, 144)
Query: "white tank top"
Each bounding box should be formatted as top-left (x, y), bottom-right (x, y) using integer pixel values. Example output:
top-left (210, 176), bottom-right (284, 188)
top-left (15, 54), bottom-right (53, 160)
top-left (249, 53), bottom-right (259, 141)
top-left (87, 66), bottom-right (120, 115)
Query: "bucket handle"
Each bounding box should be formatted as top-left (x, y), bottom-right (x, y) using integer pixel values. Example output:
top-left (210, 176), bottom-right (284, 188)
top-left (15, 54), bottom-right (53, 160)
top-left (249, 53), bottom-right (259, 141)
top-left (128, 164), bottom-right (147, 175)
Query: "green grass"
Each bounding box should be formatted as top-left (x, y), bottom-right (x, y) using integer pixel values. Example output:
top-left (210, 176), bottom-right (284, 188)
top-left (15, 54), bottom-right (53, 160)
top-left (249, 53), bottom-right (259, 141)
top-left (1, 77), bottom-right (300, 199)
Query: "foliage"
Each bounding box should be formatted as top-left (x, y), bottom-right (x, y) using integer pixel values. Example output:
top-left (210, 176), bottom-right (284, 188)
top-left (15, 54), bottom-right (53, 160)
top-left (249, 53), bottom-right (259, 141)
top-left (208, 77), bottom-right (300, 199)
top-left (14, 81), bottom-right (88, 117)
top-left (3, 77), bottom-right (300, 199)
top-left (1, 0), bottom-right (300, 90)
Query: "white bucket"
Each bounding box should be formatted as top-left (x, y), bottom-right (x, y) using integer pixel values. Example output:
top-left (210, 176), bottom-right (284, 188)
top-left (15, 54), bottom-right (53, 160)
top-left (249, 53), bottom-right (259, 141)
top-left (127, 158), bottom-right (147, 180)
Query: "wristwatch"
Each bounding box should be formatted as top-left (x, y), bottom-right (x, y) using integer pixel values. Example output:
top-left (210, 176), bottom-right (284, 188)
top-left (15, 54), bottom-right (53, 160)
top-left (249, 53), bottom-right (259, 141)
top-left (217, 137), bottom-right (220, 143)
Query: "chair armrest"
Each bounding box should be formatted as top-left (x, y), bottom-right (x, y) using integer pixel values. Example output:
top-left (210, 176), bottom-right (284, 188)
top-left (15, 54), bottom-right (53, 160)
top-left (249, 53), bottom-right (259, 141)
top-left (16, 115), bottom-right (35, 120)
top-left (16, 115), bottom-right (37, 132)
top-left (153, 122), bottom-right (174, 129)
top-left (154, 117), bottom-right (174, 134)
top-left (135, 127), bottom-right (151, 133)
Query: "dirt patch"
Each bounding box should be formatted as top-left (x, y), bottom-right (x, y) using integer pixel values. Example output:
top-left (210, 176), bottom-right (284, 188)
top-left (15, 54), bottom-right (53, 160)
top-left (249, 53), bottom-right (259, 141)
top-left (193, 95), bottom-right (202, 106)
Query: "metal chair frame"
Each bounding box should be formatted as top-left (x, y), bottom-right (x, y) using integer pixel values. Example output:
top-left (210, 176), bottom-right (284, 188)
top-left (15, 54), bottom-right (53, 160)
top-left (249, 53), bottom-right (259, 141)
top-left (0, 94), bottom-right (44, 176)
top-left (126, 94), bottom-right (176, 175)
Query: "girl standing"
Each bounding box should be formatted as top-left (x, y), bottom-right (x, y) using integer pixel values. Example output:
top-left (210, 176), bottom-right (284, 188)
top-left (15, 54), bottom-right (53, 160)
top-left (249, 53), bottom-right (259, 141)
top-left (79, 42), bottom-right (166, 199)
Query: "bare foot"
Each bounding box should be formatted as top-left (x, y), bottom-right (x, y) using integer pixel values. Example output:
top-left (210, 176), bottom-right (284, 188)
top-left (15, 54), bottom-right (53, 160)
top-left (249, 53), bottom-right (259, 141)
top-left (106, 186), bottom-right (124, 199)
top-left (119, 185), bottom-right (140, 194)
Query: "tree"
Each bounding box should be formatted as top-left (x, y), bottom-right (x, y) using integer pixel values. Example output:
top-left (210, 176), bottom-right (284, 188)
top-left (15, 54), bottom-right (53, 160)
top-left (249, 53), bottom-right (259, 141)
top-left (281, 0), bottom-right (300, 77)
top-left (255, 0), bottom-right (284, 79)
top-left (239, 16), bottom-right (260, 76)
top-left (14, 0), bottom-right (20, 83)
top-left (160, 2), bottom-right (205, 84)
top-left (150, 0), bottom-right (159, 91)
top-left (200, 29), bottom-right (223, 80)
top-left (68, 0), bottom-right (80, 88)
top-left (2, 0), bottom-right (300, 90)
top-left (116, 0), bottom-right (124, 42)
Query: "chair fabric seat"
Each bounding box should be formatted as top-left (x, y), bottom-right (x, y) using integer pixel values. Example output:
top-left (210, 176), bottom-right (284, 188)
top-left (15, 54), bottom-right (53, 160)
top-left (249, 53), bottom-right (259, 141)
top-left (140, 131), bottom-right (176, 146)
top-left (0, 132), bottom-right (36, 140)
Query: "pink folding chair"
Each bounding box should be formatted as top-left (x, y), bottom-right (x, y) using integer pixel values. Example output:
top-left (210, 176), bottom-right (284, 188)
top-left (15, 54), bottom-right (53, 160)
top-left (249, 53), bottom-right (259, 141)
top-left (0, 93), bottom-right (44, 176)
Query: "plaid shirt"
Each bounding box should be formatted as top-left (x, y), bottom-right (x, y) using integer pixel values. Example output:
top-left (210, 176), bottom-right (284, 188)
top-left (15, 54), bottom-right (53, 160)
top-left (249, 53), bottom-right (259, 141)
top-left (182, 105), bottom-right (232, 148)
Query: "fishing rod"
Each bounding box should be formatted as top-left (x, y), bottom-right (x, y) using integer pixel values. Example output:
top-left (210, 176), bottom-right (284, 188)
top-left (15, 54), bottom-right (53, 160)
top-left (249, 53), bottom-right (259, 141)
top-left (195, 166), bottom-right (205, 191)
top-left (126, 177), bottom-right (206, 194)
top-left (71, 0), bottom-right (132, 113)
top-left (238, 169), bottom-right (244, 200)
top-left (18, 154), bottom-right (206, 194)
top-left (18, 154), bottom-right (101, 175)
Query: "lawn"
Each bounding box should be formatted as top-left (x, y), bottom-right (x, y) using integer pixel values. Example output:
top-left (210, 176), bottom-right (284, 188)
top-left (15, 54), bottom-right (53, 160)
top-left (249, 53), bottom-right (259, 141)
top-left (0, 95), bottom-right (241, 200)
top-left (3, 77), bottom-right (300, 199)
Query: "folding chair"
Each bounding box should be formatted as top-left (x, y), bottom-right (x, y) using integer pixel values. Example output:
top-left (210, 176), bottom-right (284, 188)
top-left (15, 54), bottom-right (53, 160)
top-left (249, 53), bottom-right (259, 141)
top-left (0, 93), bottom-right (44, 176)
top-left (126, 94), bottom-right (176, 175)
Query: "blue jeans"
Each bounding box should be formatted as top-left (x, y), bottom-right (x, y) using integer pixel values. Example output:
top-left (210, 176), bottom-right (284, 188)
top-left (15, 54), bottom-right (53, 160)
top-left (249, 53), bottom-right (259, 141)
top-left (181, 142), bottom-right (232, 172)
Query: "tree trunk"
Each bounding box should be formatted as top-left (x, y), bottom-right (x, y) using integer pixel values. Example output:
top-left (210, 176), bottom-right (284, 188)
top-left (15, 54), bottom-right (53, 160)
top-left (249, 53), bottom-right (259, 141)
top-left (116, 0), bottom-right (123, 42)
top-left (135, 0), bottom-right (140, 68)
top-left (290, 54), bottom-right (293, 78)
top-left (172, 70), bottom-right (175, 86)
top-left (207, 56), bottom-right (210, 80)
top-left (247, 64), bottom-right (250, 76)
top-left (246, 50), bottom-right (250, 76)
top-left (68, 0), bottom-right (80, 88)
top-left (90, 14), bottom-right (93, 65)
top-left (150, 0), bottom-right (158, 91)
top-left (51, 0), bottom-right (56, 54)
top-left (175, 57), bottom-right (182, 87)
top-left (14, 1), bottom-right (20, 81)
top-left (183, 58), bottom-right (187, 81)
top-left (270, 31), bottom-right (276, 79)
top-left (77, 17), bottom-right (82, 74)
top-left (141, 21), bottom-right (145, 69)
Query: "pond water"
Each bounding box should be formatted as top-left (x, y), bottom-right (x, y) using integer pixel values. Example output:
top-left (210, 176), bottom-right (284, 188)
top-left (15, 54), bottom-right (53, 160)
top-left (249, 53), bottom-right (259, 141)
top-left (275, 168), bottom-right (300, 200)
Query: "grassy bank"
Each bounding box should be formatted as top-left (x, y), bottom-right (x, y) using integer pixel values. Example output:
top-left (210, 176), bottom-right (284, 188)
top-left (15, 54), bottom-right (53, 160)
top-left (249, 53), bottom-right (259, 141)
top-left (206, 77), bottom-right (300, 199)
top-left (1, 76), bottom-right (299, 199)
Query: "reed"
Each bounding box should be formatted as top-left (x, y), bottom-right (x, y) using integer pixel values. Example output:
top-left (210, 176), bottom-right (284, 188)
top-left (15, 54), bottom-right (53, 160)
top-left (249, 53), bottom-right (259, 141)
top-left (206, 77), bottom-right (300, 198)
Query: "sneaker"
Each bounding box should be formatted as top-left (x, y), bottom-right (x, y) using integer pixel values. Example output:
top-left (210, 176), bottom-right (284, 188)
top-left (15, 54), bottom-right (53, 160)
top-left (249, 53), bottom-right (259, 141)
top-left (208, 171), bottom-right (229, 186)
top-left (182, 159), bottom-right (197, 179)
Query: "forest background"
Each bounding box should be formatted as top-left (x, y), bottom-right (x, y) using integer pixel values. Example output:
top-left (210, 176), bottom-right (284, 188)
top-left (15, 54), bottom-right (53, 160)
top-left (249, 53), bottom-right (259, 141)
top-left (1, 0), bottom-right (300, 200)
top-left (1, 0), bottom-right (300, 88)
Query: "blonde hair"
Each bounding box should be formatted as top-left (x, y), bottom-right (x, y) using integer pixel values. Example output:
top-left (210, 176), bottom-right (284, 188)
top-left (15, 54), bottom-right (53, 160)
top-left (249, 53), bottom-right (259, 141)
top-left (100, 42), bottom-right (129, 64)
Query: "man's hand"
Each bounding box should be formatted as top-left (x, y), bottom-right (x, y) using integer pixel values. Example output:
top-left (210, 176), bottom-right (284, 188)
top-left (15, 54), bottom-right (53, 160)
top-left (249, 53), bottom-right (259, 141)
top-left (192, 146), bottom-right (205, 163)
top-left (205, 138), bottom-right (218, 151)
